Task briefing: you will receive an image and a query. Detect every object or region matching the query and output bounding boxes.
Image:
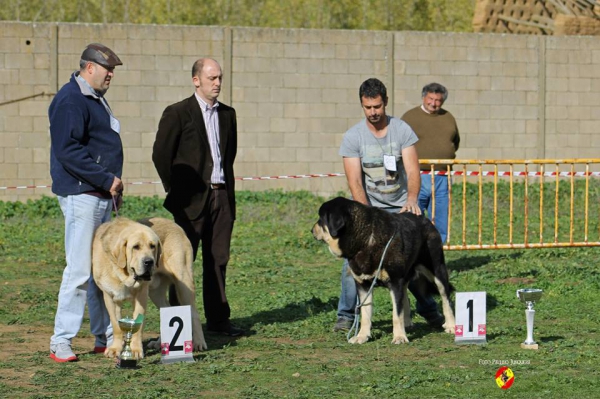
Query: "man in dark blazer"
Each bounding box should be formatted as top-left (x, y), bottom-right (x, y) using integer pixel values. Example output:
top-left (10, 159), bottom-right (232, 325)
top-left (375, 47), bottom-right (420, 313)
top-left (152, 58), bottom-right (242, 337)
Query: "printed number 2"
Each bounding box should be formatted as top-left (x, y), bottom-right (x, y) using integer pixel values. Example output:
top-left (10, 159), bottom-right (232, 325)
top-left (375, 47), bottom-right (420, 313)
top-left (169, 316), bottom-right (184, 351)
top-left (466, 299), bottom-right (473, 333)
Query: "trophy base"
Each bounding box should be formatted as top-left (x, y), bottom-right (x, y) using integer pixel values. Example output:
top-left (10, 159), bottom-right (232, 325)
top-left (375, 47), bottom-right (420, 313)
top-left (520, 342), bottom-right (539, 350)
top-left (116, 358), bottom-right (139, 369)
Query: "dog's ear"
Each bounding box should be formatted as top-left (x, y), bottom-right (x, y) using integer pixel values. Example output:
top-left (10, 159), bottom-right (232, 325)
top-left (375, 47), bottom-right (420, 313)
top-left (112, 235), bottom-right (128, 269)
top-left (324, 207), bottom-right (346, 237)
top-left (154, 239), bottom-right (162, 268)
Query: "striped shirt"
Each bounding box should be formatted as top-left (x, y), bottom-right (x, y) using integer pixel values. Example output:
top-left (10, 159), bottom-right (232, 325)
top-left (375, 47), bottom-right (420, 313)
top-left (195, 93), bottom-right (225, 184)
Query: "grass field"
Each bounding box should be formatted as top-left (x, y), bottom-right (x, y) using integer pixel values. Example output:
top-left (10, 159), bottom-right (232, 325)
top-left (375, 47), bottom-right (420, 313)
top-left (0, 190), bottom-right (598, 398)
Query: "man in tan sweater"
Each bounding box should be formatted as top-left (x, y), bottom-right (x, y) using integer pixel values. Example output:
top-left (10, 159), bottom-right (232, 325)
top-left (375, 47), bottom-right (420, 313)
top-left (401, 83), bottom-right (460, 243)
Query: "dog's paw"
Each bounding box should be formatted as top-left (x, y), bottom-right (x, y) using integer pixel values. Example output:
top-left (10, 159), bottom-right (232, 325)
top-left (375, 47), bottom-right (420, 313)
top-left (129, 337), bottom-right (145, 359)
top-left (104, 344), bottom-right (121, 358)
top-left (129, 344), bottom-right (144, 360)
top-left (194, 339), bottom-right (208, 351)
top-left (348, 334), bottom-right (370, 344)
top-left (443, 323), bottom-right (455, 334)
top-left (391, 335), bottom-right (410, 344)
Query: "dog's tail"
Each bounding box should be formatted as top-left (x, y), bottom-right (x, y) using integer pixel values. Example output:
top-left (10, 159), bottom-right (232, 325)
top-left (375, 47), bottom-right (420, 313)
top-left (168, 284), bottom-right (180, 306)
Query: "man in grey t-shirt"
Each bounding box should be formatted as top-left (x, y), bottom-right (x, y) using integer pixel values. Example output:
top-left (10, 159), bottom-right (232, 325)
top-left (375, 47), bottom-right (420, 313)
top-left (334, 78), bottom-right (445, 332)
top-left (339, 115), bottom-right (418, 210)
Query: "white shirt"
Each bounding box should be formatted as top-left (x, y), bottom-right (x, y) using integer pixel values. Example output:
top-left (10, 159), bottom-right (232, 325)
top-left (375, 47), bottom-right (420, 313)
top-left (195, 93), bottom-right (225, 184)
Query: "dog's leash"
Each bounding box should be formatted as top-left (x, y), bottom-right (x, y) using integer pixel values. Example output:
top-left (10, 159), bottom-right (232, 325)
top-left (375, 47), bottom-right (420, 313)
top-left (112, 194), bottom-right (120, 217)
top-left (347, 232), bottom-right (396, 341)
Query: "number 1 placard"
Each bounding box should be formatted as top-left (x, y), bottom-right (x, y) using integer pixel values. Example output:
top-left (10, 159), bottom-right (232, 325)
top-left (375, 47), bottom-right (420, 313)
top-left (160, 305), bottom-right (195, 364)
top-left (454, 292), bottom-right (487, 344)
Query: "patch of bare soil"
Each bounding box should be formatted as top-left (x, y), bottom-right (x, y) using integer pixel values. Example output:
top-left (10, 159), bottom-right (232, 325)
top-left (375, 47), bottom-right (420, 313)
top-left (495, 277), bottom-right (536, 284)
top-left (0, 324), bottom-right (54, 362)
top-left (0, 322), bottom-right (109, 394)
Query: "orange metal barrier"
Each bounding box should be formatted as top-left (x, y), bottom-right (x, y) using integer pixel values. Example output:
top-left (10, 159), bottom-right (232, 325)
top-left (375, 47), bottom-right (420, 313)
top-left (420, 159), bottom-right (600, 250)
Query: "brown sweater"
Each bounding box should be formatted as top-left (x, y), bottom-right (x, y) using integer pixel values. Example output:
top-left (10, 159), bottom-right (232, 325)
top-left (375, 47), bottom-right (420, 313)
top-left (401, 106), bottom-right (460, 171)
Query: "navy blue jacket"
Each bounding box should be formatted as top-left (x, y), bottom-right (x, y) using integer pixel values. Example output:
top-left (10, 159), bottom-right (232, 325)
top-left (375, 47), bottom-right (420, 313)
top-left (49, 73), bottom-right (123, 196)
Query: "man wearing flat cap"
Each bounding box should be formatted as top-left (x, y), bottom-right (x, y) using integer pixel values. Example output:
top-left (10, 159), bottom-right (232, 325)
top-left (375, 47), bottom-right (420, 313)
top-left (48, 43), bottom-right (123, 362)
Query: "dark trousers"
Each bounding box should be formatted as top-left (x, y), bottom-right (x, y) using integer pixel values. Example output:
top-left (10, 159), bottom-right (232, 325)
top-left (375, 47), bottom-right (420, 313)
top-left (173, 189), bottom-right (234, 325)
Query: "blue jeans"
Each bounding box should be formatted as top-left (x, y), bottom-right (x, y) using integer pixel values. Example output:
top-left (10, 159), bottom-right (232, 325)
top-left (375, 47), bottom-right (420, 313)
top-left (336, 209), bottom-right (441, 321)
top-left (418, 174), bottom-right (449, 243)
top-left (50, 194), bottom-right (113, 347)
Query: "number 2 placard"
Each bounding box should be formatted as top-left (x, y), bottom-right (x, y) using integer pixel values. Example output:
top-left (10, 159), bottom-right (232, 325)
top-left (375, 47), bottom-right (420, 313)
top-left (454, 292), bottom-right (487, 344)
top-left (160, 305), bottom-right (195, 364)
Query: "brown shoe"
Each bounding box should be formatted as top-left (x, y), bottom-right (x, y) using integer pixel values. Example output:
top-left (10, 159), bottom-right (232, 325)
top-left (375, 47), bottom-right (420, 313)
top-left (332, 317), bottom-right (353, 332)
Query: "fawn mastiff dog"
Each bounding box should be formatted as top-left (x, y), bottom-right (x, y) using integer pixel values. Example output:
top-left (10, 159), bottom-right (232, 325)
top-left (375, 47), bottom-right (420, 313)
top-left (92, 217), bottom-right (160, 359)
top-left (93, 217), bottom-right (206, 360)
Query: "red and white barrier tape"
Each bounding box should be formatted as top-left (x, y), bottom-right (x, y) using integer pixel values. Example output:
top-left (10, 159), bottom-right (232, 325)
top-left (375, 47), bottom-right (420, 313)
top-left (1, 171), bottom-right (599, 191)
top-left (236, 173), bottom-right (345, 181)
top-left (422, 171), bottom-right (600, 177)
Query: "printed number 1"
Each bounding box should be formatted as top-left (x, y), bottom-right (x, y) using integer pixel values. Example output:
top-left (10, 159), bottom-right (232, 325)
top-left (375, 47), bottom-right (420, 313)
top-left (466, 299), bottom-right (473, 333)
top-left (169, 316), bottom-right (184, 351)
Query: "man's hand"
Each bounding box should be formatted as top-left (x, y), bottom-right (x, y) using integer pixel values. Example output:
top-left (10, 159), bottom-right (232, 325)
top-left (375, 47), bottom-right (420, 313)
top-left (109, 176), bottom-right (123, 196)
top-left (400, 199), bottom-right (422, 215)
top-left (109, 176), bottom-right (123, 212)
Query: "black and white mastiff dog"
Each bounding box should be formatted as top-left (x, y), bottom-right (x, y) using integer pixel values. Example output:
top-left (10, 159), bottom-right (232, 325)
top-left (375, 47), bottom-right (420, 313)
top-left (312, 197), bottom-right (455, 344)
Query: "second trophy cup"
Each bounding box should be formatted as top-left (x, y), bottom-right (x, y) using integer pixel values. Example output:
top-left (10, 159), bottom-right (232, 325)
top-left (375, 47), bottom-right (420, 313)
top-left (516, 288), bottom-right (543, 350)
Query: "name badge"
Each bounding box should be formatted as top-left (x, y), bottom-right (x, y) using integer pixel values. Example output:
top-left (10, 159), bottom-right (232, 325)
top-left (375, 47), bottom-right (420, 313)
top-left (383, 154), bottom-right (397, 172)
top-left (110, 115), bottom-right (121, 134)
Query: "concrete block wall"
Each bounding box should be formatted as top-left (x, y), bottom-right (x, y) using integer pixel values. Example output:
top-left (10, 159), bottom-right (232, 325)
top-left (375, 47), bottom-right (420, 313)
top-left (545, 36), bottom-right (600, 158)
top-left (232, 27), bottom-right (389, 194)
top-left (0, 23), bottom-right (53, 201)
top-left (1, 22), bottom-right (599, 201)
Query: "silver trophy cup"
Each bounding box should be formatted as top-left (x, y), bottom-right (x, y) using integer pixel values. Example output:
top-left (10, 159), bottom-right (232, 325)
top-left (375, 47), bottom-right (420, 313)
top-left (516, 288), bottom-right (543, 350)
top-left (117, 315), bottom-right (144, 369)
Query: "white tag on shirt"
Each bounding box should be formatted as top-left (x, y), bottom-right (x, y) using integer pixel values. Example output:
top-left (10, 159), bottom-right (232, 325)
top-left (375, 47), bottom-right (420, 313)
top-left (110, 115), bottom-right (121, 134)
top-left (383, 154), bottom-right (397, 172)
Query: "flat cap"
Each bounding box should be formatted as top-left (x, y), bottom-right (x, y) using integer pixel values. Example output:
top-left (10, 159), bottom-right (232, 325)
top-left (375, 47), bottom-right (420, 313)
top-left (81, 43), bottom-right (122, 68)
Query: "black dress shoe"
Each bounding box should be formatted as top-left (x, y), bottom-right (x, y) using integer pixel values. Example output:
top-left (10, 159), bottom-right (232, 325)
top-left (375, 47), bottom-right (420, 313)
top-left (207, 321), bottom-right (244, 337)
top-left (424, 313), bottom-right (446, 329)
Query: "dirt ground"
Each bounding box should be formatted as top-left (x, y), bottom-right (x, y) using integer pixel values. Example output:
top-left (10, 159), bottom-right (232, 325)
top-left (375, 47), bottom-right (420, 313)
top-left (0, 323), bottom-right (62, 392)
top-left (0, 324), bottom-right (54, 363)
top-left (0, 321), bottom-right (157, 386)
